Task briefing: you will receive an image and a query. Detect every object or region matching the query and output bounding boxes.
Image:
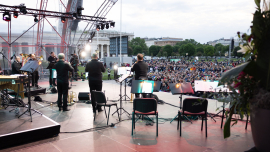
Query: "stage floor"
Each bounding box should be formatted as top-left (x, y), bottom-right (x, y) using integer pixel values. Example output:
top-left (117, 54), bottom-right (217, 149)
top-left (0, 80), bottom-right (254, 152)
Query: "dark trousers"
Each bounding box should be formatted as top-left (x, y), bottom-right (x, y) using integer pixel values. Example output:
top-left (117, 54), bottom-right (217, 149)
top-left (108, 74), bottom-right (111, 80)
top-left (89, 80), bottom-right (102, 112)
top-left (31, 71), bottom-right (39, 87)
top-left (57, 81), bottom-right (69, 109)
top-left (135, 93), bottom-right (147, 98)
top-left (49, 69), bottom-right (56, 86)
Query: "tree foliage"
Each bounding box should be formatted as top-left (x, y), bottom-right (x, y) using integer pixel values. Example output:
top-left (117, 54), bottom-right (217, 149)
top-left (129, 37), bottom-right (148, 55)
top-left (163, 45), bottom-right (173, 57)
top-left (204, 46), bottom-right (215, 56)
top-left (133, 46), bottom-right (143, 55)
top-left (149, 45), bottom-right (159, 56)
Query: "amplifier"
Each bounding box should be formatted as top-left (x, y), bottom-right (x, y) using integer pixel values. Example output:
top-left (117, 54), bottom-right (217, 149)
top-left (78, 92), bottom-right (90, 100)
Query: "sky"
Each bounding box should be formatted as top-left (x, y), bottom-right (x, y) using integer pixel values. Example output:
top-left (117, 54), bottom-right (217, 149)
top-left (0, 0), bottom-right (256, 44)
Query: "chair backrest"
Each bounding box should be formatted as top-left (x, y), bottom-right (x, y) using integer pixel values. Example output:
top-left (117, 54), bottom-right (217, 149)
top-left (182, 98), bottom-right (208, 114)
top-left (133, 98), bottom-right (157, 113)
top-left (92, 91), bottom-right (107, 104)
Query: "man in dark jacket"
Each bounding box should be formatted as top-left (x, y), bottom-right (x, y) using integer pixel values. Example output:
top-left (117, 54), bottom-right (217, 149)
top-left (12, 56), bottom-right (21, 74)
top-left (85, 53), bottom-right (105, 113)
top-left (131, 53), bottom-right (148, 98)
top-left (47, 52), bottom-right (58, 87)
top-left (54, 53), bottom-right (74, 111)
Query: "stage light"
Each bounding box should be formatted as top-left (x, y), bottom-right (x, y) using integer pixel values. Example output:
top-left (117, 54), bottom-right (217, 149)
top-left (3, 12), bottom-right (11, 21)
top-left (77, 6), bottom-right (84, 16)
top-left (34, 14), bottom-right (38, 22)
top-left (176, 83), bottom-right (180, 88)
top-left (61, 17), bottom-right (66, 23)
top-left (101, 23), bottom-right (105, 30)
top-left (105, 23), bottom-right (109, 29)
top-left (85, 44), bottom-right (91, 51)
top-left (19, 4), bottom-right (27, 14)
top-left (114, 65), bottom-right (118, 70)
top-left (81, 51), bottom-right (86, 57)
top-left (73, 13), bottom-right (77, 19)
top-left (96, 24), bottom-right (100, 31)
top-left (13, 12), bottom-right (18, 18)
top-left (110, 22), bottom-right (115, 28)
top-left (88, 38), bottom-right (92, 43)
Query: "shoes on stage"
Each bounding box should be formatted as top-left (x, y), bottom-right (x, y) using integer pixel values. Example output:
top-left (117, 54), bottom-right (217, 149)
top-left (59, 107), bottom-right (62, 111)
top-left (98, 109), bottom-right (103, 112)
top-left (63, 108), bottom-right (70, 111)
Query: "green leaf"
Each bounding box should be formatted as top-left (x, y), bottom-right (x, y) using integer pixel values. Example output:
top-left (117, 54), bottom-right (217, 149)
top-left (220, 62), bottom-right (250, 83)
top-left (224, 109), bottom-right (234, 138)
top-left (254, 0), bottom-right (260, 8)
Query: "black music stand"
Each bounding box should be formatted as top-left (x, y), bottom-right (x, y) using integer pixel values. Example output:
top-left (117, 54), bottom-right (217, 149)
top-left (18, 60), bottom-right (42, 122)
top-left (153, 81), bottom-right (161, 92)
top-left (112, 74), bottom-right (131, 120)
top-left (118, 67), bottom-right (132, 101)
top-left (169, 83), bottom-right (194, 123)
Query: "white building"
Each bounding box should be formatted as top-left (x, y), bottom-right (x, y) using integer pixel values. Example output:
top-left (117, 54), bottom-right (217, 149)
top-left (207, 38), bottom-right (241, 47)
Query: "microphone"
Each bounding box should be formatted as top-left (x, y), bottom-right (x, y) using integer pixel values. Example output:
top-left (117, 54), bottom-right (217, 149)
top-left (10, 52), bottom-right (16, 60)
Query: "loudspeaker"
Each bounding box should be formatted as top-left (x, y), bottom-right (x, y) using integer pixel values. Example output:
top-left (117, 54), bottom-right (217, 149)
top-left (78, 92), bottom-right (90, 100)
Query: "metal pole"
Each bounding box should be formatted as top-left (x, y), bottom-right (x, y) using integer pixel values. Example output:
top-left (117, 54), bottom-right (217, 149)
top-left (229, 37), bottom-right (232, 63)
top-left (120, 0), bottom-right (122, 64)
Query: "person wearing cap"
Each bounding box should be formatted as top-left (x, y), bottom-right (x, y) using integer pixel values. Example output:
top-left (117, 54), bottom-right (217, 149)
top-left (85, 53), bottom-right (105, 113)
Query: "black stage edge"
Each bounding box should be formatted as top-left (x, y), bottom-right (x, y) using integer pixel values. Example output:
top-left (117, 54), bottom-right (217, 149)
top-left (8, 86), bottom-right (46, 97)
top-left (0, 109), bottom-right (60, 150)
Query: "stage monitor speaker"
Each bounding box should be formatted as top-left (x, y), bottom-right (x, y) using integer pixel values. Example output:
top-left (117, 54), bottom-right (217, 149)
top-left (78, 92), bottom-right (90, 100)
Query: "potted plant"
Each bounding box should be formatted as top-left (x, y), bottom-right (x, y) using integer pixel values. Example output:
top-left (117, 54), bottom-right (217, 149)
top-left (216, 0), bottom-right (270, 151)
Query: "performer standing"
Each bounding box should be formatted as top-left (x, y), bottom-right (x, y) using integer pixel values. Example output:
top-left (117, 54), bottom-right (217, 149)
top-left (131, 53), bottom-right (148, 98)
top-left (85, 53), bottom-right (105, 113)
top-left (47, 52), bottom-right (58, 87)
top-left (12, 56), bottom-right (21, 74)
top-left (70, 52), bottom-right (79, 80)
top-left (54, 53), bottom-right (74, 111)
top-left (29, 54), bottom-right (39, 87)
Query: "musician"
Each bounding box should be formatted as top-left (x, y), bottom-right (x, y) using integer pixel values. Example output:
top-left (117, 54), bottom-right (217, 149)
top-left (70, 52), bottom-right (79, 80)
top-left (131, 53), bottom-right (148, 98)
top-left (12, 56), bottom-right (21, 74)
top-left (29, 54), bottom-right (39, 87)
top-left (85, 53), bottom-right (105, 113)
top-left (54, 53), bottom-right (74, 111)
top-left (47, 52), bottom-right (58, 87)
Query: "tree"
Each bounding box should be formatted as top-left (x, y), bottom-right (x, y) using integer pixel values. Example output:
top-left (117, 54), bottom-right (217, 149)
top-left (172, 45), bottom-right (180, 53)
top-left (179, 44), bottom-right (185, 55)
top-left (196, 52), bottom-right (203, 56)
top-left (196, 47), bottom-right (204, 54)
top-left (163, 45), bottom-right (173, 57)
top-left (157, 50), bottom-right (163, 57)
top-left (133, 46), bottom-right (143, 55)
top-left (129, 37), bottom-right (148, 55)
top-left (222, 45), bottom-right (230, 54)
top-left (149, 45), bottom-right (159, 56)
top-left (233, 46), bottom-right (243, 57)
top-left (128, 47), bottom-right (133, 56)
top-left (183, 43), bottom-right (196, 56)
top-left (204, 46), bottom-right (215, 56)
top-left (176, 39), bottom-right (198, 47)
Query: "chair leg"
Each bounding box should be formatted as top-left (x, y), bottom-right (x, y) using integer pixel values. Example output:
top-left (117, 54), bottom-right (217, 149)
top-left (177, 111), bottom-right (180, 130)
top-left (180, 112), bottom-right (182, 136)
top-left (221, 109), bottom-right (224, 129)
top-left (104, 106), bottom-right (107, 118)
top-left (134, 114), bottom-right (136, 129)
top-left (245, 114), bottom-right (249, 130)
top-left (131, 112), bottom-right (134, 136)
top-left (156, 113), bottom-right (158, 137)
top-left (201, 116), bottom-right (204, 131)
top-left (107, 106), bottom-right (111, 126)
top-left (205, 114), bottom-right (207, 138)
top-left (116, 105), bottom-right (120, 121)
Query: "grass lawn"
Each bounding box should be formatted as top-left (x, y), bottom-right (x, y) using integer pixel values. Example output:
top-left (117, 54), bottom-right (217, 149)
top-left (77, 66), bottom-right (115, 80)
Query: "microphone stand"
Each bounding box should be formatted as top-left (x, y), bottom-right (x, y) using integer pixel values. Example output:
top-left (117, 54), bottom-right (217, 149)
top-left (0, 50), bottom-right (12, 75)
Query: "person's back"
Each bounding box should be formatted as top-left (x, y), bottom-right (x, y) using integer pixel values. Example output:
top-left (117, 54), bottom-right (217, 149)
top-left (131, 61), bottom-right (148, 80)
top-left (85, 59), bottom-right (105, 81)
top-left (54, 60), bottom-right (73, 83)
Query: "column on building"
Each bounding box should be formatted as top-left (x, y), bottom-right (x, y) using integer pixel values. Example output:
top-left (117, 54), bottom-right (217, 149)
top-left (101, 44), bottom-right (104, 58)
top-left (106, 45), bottom-right (109, 57)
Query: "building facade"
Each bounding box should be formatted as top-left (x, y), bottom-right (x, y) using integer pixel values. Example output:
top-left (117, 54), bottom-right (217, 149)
top-left (207, 38), bottom-right (241, 47)
top-left (142, 37), bottom-right (183, 47)
top-left (109, 36), bottom-right (128, 57)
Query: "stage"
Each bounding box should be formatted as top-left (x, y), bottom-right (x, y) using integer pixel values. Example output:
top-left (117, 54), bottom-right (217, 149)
top-left (0, 80), bottom-right (254, 152)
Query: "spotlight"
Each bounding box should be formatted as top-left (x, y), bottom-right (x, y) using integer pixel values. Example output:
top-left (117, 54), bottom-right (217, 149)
top-left (77, 6), bottom-right (84, 16)
top-left (13, 12), bottom-right (18, 18)
top-left (81, 51), bottom-right (86, 57)
top-left (110, 22), bottom-right (115, 28)
top-left (101, 23), bottom-right (105, 30)
top-left (34, 14), bottom-right (38, 22)
top-left (3, 12), bottom-right (11, 21)
top-left (19, 4), bottom-right (27, 14)
top-left (73, 13), bottom-right (77, 20)
top-left (105, 23), bottom-right (109, 29)
top-left (88, 38), bottom-right (92, 43)
top-left (114, 65), bottom-right (118, 70)
top-left (85, 44), bottom-right (91, 51)
top-left (96, 24), bottom-right (100, 31)
top-left (61, 17), bottom-right (66, 23)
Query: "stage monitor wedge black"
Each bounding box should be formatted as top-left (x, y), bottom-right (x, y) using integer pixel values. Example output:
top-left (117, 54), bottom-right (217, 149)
top-left (78, 92), bottom-right (90, 100)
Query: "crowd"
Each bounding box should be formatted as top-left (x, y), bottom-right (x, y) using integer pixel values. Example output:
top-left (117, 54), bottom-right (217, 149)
top-left (145, 59), bottom-right (243, 92)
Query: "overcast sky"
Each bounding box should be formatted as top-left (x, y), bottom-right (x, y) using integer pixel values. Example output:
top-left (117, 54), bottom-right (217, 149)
top-left (0, 0), bottom-right (256, 44)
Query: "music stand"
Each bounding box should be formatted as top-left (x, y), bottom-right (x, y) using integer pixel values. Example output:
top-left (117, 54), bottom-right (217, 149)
top-left (112, 74), bottom-right (131, 120)
top-left (117, 67), bottom-right (133, 101)
top-left (131, 80), bottom-right (154, 94)
top-left (18, 60), bottom-right (42, 122)
top-left (153, 81), bottom-right (161, 92)
top-left (169, 83), bottom-right (194, 123)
